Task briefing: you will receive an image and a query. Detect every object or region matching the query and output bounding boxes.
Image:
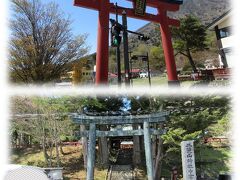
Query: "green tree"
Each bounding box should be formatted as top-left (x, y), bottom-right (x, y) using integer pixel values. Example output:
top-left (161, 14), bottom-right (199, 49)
top-left (131, 44), bottom-right (149, 70)
top-left (149, 46), bottom-right (165, 71)
top-left (159, 96), bottom-right (230, 178)
top-left (171, 15), bottom-right (208, 72)
top-left (10, 0), bottom-right (89, 83)
top-left (127, 96), bottom-right (230, 179)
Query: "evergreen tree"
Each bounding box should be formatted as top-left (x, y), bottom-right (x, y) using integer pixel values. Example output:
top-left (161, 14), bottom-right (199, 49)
top-left (171, 15), bottom-right (208, 72)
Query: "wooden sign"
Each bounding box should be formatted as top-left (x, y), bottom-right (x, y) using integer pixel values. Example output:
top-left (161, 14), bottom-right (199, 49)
top-left (134, 0), bottom-right (146, 16)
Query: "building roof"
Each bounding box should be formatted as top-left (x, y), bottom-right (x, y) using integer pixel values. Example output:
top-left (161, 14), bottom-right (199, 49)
top-left (207, 9), bottom-right (232, 29)
top-left (131, 68), bottom-right (141, 73)
top-left (120, 68), bottom-right (146, 74)
top-left (108, 73), bottom-right (118, 78)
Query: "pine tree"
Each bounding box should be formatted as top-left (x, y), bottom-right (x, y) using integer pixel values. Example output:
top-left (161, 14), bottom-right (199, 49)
top-left (171, 15), bottom-right (208, 72)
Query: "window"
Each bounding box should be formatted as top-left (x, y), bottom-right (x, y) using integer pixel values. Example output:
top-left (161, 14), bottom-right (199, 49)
top-left (219, 26), bottom-right (232, 38)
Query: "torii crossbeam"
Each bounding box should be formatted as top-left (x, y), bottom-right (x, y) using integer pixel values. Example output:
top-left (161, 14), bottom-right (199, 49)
top-left (74, 0), bottom-right (182, 85)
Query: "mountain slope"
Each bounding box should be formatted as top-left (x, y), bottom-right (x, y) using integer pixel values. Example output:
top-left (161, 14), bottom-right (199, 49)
top-left (169, 0), bottom-right (230, 25)
top-left (125, 0), bottom-right (231, 71)
top-left (129, 0), bottom-right (230, 47)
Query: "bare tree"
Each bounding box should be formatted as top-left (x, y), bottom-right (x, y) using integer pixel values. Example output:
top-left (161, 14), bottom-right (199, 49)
top-left (11, 96), bottom-right (73, 167)
top-left (10, 0), bottom-right (89, 83)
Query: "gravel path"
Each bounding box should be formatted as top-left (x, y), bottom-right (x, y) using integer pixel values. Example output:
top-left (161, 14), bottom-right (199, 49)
top-left (109, 165), bottom-right (133, 180)
top-left (108, 149), bottom-right (134, 180)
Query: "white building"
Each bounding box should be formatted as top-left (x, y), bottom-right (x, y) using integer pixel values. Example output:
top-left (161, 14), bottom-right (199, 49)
top-left (208, 10), bottom-right (233, 68)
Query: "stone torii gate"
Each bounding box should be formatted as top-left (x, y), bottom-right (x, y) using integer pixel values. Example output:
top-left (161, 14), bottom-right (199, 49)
top-left (71, 112), bottom-right (169, 180)
top-left (74, 0), bottom-right (182, 85)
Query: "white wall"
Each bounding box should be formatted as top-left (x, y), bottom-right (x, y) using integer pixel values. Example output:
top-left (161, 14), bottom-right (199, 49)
top-left (221, 36), bottom-right (234, 48)
top-left (218, 16), bottom-right (232, 29)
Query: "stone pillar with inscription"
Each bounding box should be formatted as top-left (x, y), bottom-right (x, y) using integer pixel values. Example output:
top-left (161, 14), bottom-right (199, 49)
top-left (181, 141), bottom-right (197, 180)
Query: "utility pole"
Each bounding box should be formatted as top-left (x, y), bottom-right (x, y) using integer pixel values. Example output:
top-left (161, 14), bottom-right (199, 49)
top-left (122, 10), bottom-right (130, 87)
top-left (110, 12), bottom-right (150, 87)
top-left (129, 51), bottom-right (133, 87)
top-left (146, 53), bottom-right (151, 87)
top-left (115, 3), bottom-right (121, 86)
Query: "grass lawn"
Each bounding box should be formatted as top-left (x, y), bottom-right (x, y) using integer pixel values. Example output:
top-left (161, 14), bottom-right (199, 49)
top-left (129, 76), bottom-right (230, 87)
top-left (11, 146), bottom-right (107, 180)
top-left (10, 145), bottom-right (232, 179)
top-left (131, 76), bottom-right (198, 87)
top-left (10, 146), bottom-right (147, 179)
top-left (132, 76), bottom-right (168, 86)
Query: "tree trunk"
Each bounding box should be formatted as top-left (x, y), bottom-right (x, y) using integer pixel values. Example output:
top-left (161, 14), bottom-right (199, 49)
top-left (152, 125), bottom-right (157, 165)
top-left (29, 135), bottom-right (32, 147)
top-left (133, 124), bottom-right (141, 166)
top-left (17, 136), bottom-right (20, 148)
top-left (20, 133), bottom-right (23, 148)
top-left (99, 125), bottom-right (109, 167)
top-left (154, 136), bottom-right (164, 179)
top-left (80, 125), bottom-right (88, 169)
top-left (187, 49), bottom-right (197, 73)
top-left (49, 142), bottom-right (53, 167)
top-left (60, 143), bottom-right (65, 155)
top-left (42, 132), bottom-right (49, 166)
top-left (152, 135), bottom-right (157, 165)
top-left (55, 141), bottom-right (60, 167)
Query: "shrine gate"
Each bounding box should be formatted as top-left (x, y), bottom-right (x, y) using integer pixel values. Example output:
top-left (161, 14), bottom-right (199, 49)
top-left (73, 0), bottom-right (182, 85)
top-left (72, 111), bottom-right (169, 180)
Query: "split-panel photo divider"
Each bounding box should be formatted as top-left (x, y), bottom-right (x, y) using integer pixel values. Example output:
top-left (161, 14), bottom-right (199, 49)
top-left (6, 0), bottom-right (234, 180)
top-left (9, 0), bottom-right (232, 88)
top-left (7, 95), bottom-right (232, 180)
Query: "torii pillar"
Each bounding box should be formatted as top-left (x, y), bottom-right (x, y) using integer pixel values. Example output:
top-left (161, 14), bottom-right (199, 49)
top-left (95, 0), bottom-right (109, 84)
top-left (158, 9), bottom-right (179, 85)
top-left (74, 0), bottom-right (110, 85)
top-left (74, 0), bottom-right (181, 85)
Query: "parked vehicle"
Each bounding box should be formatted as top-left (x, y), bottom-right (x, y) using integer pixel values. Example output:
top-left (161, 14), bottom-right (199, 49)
top-left (139, 72), bottom-right (148, 78)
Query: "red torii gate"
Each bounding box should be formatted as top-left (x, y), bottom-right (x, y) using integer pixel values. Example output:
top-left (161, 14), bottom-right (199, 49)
top-left (74, 0), bottom-right (181, 85)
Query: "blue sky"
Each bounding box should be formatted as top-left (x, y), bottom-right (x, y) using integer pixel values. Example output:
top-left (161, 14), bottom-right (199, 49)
top-left (40, 0), bottom-right (157, 53)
